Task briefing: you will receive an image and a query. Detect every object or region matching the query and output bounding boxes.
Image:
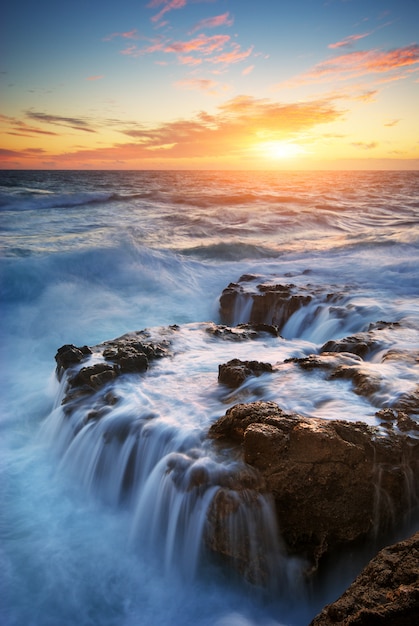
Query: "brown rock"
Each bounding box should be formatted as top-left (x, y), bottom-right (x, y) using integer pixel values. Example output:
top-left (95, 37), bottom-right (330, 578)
top-left (310, 532), bottom-right (419, 625)
top-left (209, 401), bottom-right (419, 571)
top-left (218, 359), bottom-right (273, 389)
top-left (219, 278), bottom-right (314, 328)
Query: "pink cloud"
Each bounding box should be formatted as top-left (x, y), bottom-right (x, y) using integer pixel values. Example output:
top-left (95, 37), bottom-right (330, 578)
top-left (86, 75), bottom-right (104, 81)
top-left (294, 44), bottom-right (419, 84)
top-left (328, 33), bottom-right (371, 49)
top-left (174, 78), bottom-right (219, 92)
top-left (165, 34), bottom-right (230, 54)
top-left (242, 64), bottom-right (255, 76)
top-left (210, 44), bottom-right (253, 66)
top-left (189, 12), bottom-right (234, 34)
top-left (148, 0), bottom-right (187, 24)
top-left (178, 55), bottom-right (202, 66)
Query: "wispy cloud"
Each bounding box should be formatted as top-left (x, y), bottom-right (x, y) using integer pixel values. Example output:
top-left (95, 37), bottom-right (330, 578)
top-left (25, 111), bottom-right (97, 133)
top-left (119, 33), bottom-right (253, 69)
top-left (328, 33), bottom-right (371, 49)
top-left (148, 0), bottom-right (187, 24)
top-left (242, 65), bottom-right (255, 76)
top-left (189, 12), bottom-right (234, 34)
top-left (0, 113), bottom-right (59, 137)
top-left (384, 119), bottom-right (400, 127)
top-left (86, 75), bottom-right (104, 81)
top-left (351, 141), bottom-right (378, 150)
top-left (209, 44), bottom-right (254, 66)
top-left (103, 29), bottom-right (139, 42)
top-left (285, 44), bottom-right (419, 85)
top-left (165, 34), bottom-right (230, 54)
top-left (173, 78), bottom-right (229, 94)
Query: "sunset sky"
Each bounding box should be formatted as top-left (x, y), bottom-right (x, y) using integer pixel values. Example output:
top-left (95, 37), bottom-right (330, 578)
top-left (1, 0), bottom-right (418, 169)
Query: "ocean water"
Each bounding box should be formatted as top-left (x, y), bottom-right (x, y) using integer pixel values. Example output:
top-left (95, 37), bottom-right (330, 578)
top-left (1, 169), bottom-right (418, 626)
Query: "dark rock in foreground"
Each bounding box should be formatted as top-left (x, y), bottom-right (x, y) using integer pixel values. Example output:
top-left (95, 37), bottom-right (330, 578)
top-left (310, 531), bottom-right (419, 625)
top-left (209, 401), bottom-right (419, 572)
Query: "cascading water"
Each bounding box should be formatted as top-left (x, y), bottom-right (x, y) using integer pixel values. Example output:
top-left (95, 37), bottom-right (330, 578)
top-left (41, 357), bottom-right (296, 595)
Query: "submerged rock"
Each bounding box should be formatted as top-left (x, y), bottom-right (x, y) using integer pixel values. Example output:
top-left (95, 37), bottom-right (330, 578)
top-left (209, 401), bottom-right (419, 572)
top-left (310, 531), bottom-right (419, 625)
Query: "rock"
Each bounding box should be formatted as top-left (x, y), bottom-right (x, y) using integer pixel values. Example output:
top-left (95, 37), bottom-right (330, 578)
top-left (310, 531), bottom-right (419, 625)
top-left (205, 322), bottom-right (281, 341)
top-left (70, 362), bottom-right (117, 391)
top-left (218, 359), bottom-right (273, 389)
top-left (219, 277), bottom-right (313, 328)
top-left (55, 344), bottom-right (92, 378)
top-left (209, 401), bottom-right (419, 571)
top-left (320, 334), bottom-right (379, 359)
top-left (55, 329), bottom-right (171, 409)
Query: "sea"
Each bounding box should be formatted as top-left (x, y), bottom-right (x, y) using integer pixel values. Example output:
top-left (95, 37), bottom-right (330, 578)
top-left (1, 169), bottom-right (418, 626)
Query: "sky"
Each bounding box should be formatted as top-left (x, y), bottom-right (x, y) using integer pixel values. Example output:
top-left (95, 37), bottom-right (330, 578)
top-left (1, 0), bottom-right (419, 170)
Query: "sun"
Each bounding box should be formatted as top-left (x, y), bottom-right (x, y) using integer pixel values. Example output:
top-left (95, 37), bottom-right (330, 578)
top-left (255, 140), bottom-right (305, 160)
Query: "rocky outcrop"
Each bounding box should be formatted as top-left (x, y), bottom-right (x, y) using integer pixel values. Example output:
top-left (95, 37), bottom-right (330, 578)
top-left (55, 330), bottom-right (171, 410)
top-left (209, 401), bottom-right (419, 571)
top-left (310, 531), bottom-right (419, 625)
top-left (219, 275), bottom-right (315, 328)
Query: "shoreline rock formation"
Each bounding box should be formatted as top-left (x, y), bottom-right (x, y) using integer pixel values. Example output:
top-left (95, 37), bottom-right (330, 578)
top-left (51, 274), bottom-right (419, 620)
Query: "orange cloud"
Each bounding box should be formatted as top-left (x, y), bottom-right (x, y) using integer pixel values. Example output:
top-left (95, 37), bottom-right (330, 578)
top-left (118, 95), bottom-right (343, 158)
top-left (86, 75), bottom-right (104, 81)
top-left (328, 33), bottom-right (371, 49)
top-left (0, 96), bottom-right (343, 168)
top-left (189, 12), bottom-right (234, 34)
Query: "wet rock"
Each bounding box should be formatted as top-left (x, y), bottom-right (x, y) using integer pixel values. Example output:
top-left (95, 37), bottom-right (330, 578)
top-left (209, 401), bottom-right (419, 571)
top-left (218, 359), bottom-right (273, 389)
top-left (55, 330), bottom-right (171, 409)
top-left (70, 363), bottom-right (117, 390)
top-left (310, 531), bottom-right (419, 625)
top-left (55, 344), bottom-right (92, 378)
top-left (205, 322), bottom-right (281, 341)
top-left (320, 334), bottom-right (379, 359)
top-left (219, 277), bottom-right (314, 328)
top-left (376, 409), bottom-right (419, 434)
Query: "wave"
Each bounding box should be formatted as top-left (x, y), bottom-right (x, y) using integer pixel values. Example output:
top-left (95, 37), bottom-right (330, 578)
top-left (180, 241), bottom-right (282, 261)
top-left (0, 188), bottom-right (162, 212)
